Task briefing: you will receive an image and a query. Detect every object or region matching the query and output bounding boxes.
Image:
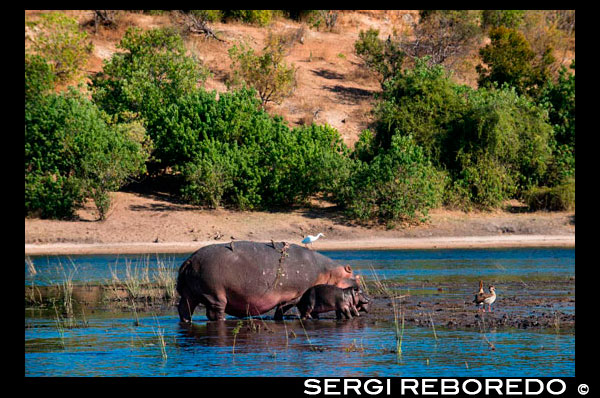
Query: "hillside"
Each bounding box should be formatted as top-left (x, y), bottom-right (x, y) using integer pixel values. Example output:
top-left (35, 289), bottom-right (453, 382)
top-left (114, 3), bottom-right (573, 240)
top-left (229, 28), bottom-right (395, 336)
top-left (24, 10), bottom-right (575, 254)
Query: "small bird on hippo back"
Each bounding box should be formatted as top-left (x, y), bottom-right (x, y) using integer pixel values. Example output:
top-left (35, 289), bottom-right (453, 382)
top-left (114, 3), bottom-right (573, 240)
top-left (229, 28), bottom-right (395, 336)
top-left (302, 233), bottom-right (324, 249)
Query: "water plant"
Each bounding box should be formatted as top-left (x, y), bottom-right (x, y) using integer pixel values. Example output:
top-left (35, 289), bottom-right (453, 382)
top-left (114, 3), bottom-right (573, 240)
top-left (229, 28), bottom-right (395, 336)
top-left (154, 255), bottom-right (177, 301)
top-left (152, 315), bottom-right (168, 360)
top-left (232, 320), bottom-right (244, 355)
top-left (391, 295), bottom-right (405, 361)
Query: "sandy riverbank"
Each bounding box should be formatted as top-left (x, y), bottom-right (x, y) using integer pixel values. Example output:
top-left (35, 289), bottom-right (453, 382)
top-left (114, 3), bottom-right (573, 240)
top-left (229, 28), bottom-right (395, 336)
top-left (25, 191), bottom-right (575, 256)
top-left (25, 235), bottom-right (575, 256)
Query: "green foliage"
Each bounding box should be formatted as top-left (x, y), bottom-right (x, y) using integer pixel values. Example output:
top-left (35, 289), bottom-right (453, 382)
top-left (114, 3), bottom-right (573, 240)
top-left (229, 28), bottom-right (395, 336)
top-left (228, 33), bottom-right (297, 106)
top-left (477, 26), bottom-right (554, 98)
top-left (540, 62), bottom-right (575, 150)
top-left (224, 10), bottom-right (273, 26)
top-left (447, 86), bottom-right (553, 193)
top-left (187, 10), bottom-right (224, 22)
top-left (25, 89), bottom-right (151, 219)
top-left (171, 88), bottom-right (350, 210)
top-left (352, 130), bottom-right (377, 163)
top-left (25, 54), bottom-right (56, 103)
top-left (450, 152), bottom-right (516, 209)
top-left (481, 10), bottom-right (525, 29)
top-left (307, 10), bottom-right (339, 31)
top-left (374, 58), bottom-right (468, 163)
top-left (91, 27), bottom-right (210, 165)
top-left (337, 135), bottom-right (445, 223)
top-left (354, 28), bottom-right (405, 86)
top-left (523, 178), bottom-right (574, 211)
top-left (25, 12), bottom-right (93, 81)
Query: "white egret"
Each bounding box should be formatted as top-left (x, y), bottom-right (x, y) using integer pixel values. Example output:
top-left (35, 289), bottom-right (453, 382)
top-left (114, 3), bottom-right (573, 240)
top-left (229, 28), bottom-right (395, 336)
top-left (301, 233), bottom-right (324, 249)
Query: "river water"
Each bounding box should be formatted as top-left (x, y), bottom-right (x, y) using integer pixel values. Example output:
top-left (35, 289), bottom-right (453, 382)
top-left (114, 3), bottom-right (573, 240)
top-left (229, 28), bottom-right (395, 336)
top-left (24, 247), bottom-right (575, 377)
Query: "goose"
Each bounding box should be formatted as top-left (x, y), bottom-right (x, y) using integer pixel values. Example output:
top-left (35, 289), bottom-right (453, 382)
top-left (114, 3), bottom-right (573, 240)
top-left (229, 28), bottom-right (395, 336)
top-left (474, 284), bottom-right (496, 312)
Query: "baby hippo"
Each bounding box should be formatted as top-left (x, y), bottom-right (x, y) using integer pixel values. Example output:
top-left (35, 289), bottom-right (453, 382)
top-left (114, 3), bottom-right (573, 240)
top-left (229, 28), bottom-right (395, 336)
top-left (297, 284), bottom-right (370, 320)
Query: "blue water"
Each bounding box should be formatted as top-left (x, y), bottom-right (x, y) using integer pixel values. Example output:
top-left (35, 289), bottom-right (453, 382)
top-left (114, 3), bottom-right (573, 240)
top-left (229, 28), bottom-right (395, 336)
top-left (25, 247), bottom-right (575, 285)
top-left (24, 248), bottom-right (575, 377)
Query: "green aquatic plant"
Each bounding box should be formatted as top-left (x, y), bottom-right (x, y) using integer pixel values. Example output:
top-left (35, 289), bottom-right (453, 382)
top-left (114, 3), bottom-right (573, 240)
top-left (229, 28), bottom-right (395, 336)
top-left (232, 320), bottom-right (244, 355)
top-left (152, 315), bottom-right (168, 360)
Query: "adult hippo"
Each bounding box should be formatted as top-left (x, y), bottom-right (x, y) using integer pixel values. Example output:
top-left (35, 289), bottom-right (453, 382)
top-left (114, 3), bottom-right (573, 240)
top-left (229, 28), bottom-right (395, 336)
top-left (176, 241), bottom-right (357, 322)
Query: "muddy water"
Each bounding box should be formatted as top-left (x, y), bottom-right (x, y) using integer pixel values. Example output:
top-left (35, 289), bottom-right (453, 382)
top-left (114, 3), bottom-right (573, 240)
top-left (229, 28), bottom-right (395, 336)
top-left (25, 248), bottom-right (574, 377)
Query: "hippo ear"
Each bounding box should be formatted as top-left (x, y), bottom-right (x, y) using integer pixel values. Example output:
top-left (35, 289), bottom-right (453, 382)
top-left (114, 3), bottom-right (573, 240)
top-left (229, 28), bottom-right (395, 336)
top-left (344, 265), bottom-right (352, 273)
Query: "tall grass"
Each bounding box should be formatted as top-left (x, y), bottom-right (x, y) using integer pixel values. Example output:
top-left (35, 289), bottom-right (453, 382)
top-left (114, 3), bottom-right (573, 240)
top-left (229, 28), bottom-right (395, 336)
top-left (391, 295), bottom-right (404, 361)
top-left (152, 314), bottom-right (168, 360)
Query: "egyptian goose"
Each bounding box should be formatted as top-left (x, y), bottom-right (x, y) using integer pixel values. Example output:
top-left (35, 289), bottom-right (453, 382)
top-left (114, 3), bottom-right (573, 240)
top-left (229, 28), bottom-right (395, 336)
top-left (474, 283), bottom-right (496, 312)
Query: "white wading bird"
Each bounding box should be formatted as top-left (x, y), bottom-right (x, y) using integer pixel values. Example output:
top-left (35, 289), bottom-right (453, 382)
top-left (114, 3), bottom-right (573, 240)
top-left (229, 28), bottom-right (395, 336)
top-left (302, 233), bottom-right (324, 249)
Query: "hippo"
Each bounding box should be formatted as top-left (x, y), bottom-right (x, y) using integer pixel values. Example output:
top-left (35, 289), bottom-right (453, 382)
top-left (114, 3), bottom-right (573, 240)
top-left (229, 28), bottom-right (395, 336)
top-left (296, 284), bottom-right (370, 320)
top-left (176, 241), bottom-right (356, 322)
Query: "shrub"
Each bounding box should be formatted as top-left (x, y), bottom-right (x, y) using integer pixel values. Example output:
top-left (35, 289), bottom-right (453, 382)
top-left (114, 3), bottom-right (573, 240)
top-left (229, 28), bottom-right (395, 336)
top-left (173, 88), bottom-right (350, 210)
top-left (91, 27), bottom-right (210, 167)
top-left (337, 135), bottom-right (444, 224)
top-left (523, 178), bottom-right (574, 211)
top-left (224, 10), bottom-right (273, 26)
top-left (446, 86), bottom-right (553, 193)
top-left (91, 27), bottom-right (209, 119)
top-left (25, 54), bottom-right (56, 103)
top-left (399, 10), bottom-right (482, 66)
top-left (538, 62), bottom-right (574, 187)
top-left (354, 28), bottom-right (405, 86)
top-left (25, 89), bottom-right (151, 219)
top-left (477, 26), bottom-right (554, 98)
top-left (186, 10), bottom-right (224, 23)
top-left (228, 33), bottom-right (297, 106)
top-left (481, 10), bottom-right (525, 29)
top-left (25, 12), bottom-right (93, 81)
top-left (450, 152), bottom-right (516, 209)
top-left (373, 58), bottom-right (468, 163)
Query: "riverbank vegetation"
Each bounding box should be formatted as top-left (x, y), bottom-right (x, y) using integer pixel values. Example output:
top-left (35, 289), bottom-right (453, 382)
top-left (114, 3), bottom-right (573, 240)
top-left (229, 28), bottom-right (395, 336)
top-left (25, 10), bottom-right (575, 225)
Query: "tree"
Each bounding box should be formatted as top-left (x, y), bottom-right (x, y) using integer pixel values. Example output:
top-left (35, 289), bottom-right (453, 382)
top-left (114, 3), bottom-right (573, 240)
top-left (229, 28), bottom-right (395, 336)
top-left (25, 54), bottom-right (55, 104)
top-left (228, 32), bottom-right (297, 107)
top-left (481, 10), bottom-right (525, 29)
top-left (25, 89), bottom-right (151, 219)
top-left (25, 12), bottom-right (93, 81)
top-left (399, 10), bottom-right (482, 67)
top-left (373, 58), bottom-right (468, 163)
top-left (354, 28), bottom-right (405, 86)
top-left (477, 26), bottom-right (554, 98)
top-left (91, 27), bottom-right (210, 167)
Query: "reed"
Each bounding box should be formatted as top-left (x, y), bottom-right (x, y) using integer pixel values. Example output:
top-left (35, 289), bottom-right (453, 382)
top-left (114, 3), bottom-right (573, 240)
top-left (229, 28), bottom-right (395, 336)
top-left (154, 255), bottom-right (177, 301)
top-left (232, 320), bottom-right (244, 355)
top-left (152, 314), bottom-right (168, 360)
top-left (391, 295), bottom-right (404, 360)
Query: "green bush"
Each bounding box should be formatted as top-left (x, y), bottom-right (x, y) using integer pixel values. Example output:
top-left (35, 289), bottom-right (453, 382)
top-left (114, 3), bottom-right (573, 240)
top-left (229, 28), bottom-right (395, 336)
top-left (25, 54), bottom-right (56, 103)
top-left (477, 26), bottom-right (554, 98)
top-left (25, 89), bottom-right (151, 219)
top-left (354, 28), bottom-right (405, 86)
top-left (446, 86), bottom-right (553, 193)
top-left (374, 58), bottom-right (468, 163)
top-left (481, 10), bottom-right (525, 29)
top-left (337, 135), bottom-right (444, 224)
top-left (25, 12), bottom-right (93, 81)
top-left (523, 178), bottom-right (575, 211)
top-left (228, 33), bottom-right (297, 106)
top-left (173, 88), bottom-right (350, 209)
top-left (450, 152), bottom-right (516, 209)
top-left (187, 10), bottom-right (224, 22)
top-left (92, 27), bottom-right (210, 167)
top-left (224, 10), bottom-right (273, 26)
